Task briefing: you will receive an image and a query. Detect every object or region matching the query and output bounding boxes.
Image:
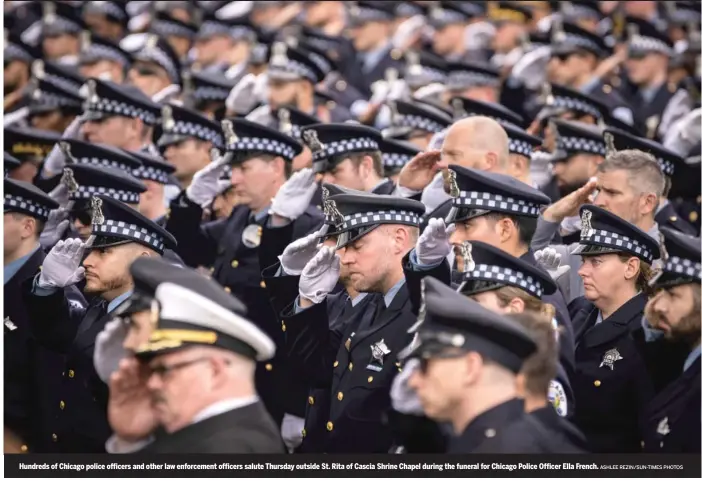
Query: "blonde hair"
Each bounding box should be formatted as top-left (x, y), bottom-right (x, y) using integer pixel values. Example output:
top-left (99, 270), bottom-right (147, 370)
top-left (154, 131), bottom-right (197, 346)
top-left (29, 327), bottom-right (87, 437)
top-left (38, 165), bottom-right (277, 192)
top-left (492, 285), bottom-right (557, 322)
top-left (616, 253), bottom-right (655, 297)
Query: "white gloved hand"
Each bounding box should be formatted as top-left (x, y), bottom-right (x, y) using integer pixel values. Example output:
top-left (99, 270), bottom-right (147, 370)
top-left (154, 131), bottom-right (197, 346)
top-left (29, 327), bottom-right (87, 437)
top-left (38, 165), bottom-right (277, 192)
top-left (252, 72), bottom-right (268, 104)
top-left (269, 168), bottom-right (318, 220)
top-left (392, 15), bottom-right (426, 50)
top-left (94, 318), bottom-right (129, 383)
top-left (280, 413), bottom-right (305, 452)
top-left (39, 208), bottom-right (71, 249)
top-left (370, 80), bottom-right (391, 105)
top-left (511, 45), bottom-right (551, 90)
top-left (411, 82), bottom-right (445, 102)
top-left (415, 218), bottom-right (455, 265)
top-left (387, 78), bottom-right (409, 102)
top-left (390, 359), bottom-right (425, 415)
top-left (225, 73), bottom-right (259, 115)
top-left (279, 224), bottom-right (329, 275)
top-left (48, 183), bottom-right (70, 207)
top-left (185, 149), bottom-right (232, 207)
top-left (37, 238), bottom-right (87, 288)
top-left (299, 246), bottom-right (340, 304)
top-left (41, 117), bottom-right (84, 176)
top-left (151, 84), bottom-right (181, 104)
top-left (535, 247), bottom-right (571, 282)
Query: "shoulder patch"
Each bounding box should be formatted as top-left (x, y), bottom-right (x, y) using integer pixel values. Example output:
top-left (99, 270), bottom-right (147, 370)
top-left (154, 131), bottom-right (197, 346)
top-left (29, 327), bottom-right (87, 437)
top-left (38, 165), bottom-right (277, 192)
top-left (548, 380), bottom-right (568, 417)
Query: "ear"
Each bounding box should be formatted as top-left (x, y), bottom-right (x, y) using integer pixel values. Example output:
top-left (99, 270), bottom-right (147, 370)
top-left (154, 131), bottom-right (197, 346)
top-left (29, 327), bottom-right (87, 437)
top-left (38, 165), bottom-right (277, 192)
top-left (20, 216), bottom-right (37, 240)
top-left (514, 372), bottom-right (527, 398)
top-left (484, 151), bottom-right (498, 170)
top-left (506, 296), bottom-right (526, 314)
top-left (640, 192), bottom-right (658, 215)
top-left (360, 155), bottom-right (374, 179)
top-left (497, 217), bottom-right (515, 243)
top-left (462, 351), bottom-right (483, 387)
top-left (273, 156), bottom-right (286, 177)
top-left (391, 226), bottom-right (411, 254)
top-left (624, 256), bottom-right (641, 281)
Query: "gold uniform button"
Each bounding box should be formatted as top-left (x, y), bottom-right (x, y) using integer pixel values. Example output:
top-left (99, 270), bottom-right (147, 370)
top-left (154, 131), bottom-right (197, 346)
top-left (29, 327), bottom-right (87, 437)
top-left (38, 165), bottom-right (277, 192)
top-left (51, 434), bottom-right (58, 442)
top-left (265, 363), bottom-right (273, 371)
top-left (260, 280), bottom-right (266, 288)
top-left (690, 212), bottom-right (698, 222)
top-left (390, 48), bottom-right (402, 60)
top-left (301, 428), bottom-right (306, 438)
top-left (224, 287), bottom-right (231, 293)
top-left (367, 376), bottom-right (373, 383)
top-left (68, 370), bottom-right (75, 378)
top-left (602, 84), bottom-right (612, 93)
top-left (594, 380), bottom-right (601, 387)
top-left (20, 444), bottom-right (28, 452)
top-left (59, 401), bottom-right (65, 410)
top-left (670, 216), bottom-right (678, 222)
top-left (231, 260), bottom-right (239, 268)
top-left (38, 266), bottom-right (42, 271)
top-left (326, 421), bottom-right (333, 431)
top-left (333, 360), bottom-right (339, 368)
top-left (349, 362), bottom-right (353, 371)
top-left (485, 428), bottom-right (496, 438)
top-left (308, 396), bottom-right (315, 405)
top-left (316, 205), bottom-right (322, 210)
top-left (281, 322), bottom-right (286, 332)
top-left (335, 80), bottom-right (347, 91)
top-left (209, 266), bottom-right (215, 273)
top-left (337, 392), bottom-right (343, 401)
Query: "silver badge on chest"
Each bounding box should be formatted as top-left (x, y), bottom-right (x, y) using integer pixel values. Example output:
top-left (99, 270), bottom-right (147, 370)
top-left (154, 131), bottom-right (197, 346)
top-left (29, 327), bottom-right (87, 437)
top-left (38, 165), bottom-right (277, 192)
top-left (599, 347), bottom-right (623, 370)
top-left (656, 416), bottom-right (670, 436)
top-left (367, 339), bottom-right (391, 372)
top-left (241, 224), bottom-right (262, 249)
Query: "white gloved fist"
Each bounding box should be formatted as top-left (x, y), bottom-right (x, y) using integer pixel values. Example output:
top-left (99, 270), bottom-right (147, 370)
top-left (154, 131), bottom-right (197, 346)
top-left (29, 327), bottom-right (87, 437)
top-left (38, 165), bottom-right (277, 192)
top-left (279, 224), bottom-right (329, 276)
top-left (390, 359), bottom-right (425, 415)
top-left (392, 14), bottom-right (426, 50)
top-left (94, 318), bottom-right (129, 383)
top-left (280, 413), bottom-right (305, 452)
top-left (535, 247), bottom-right (571, 282)
top-left (225, 73), bottom-right (259, 115)
top-left (37, 238), bottom-right (87, 288)
top-left (299, 246), bottom-right (340, 304)
top-left (185, 149), bottom-right (232, 208)
top-left (269, 168), bottom-right (318, 220)
top-left (39, 208), bottom-right (71, 249)
top-left (48, 183), bottom-right (70, 207)
top-left (415, 218), bottom-right (455, 265)
top-left (386, 78), bottom-right (409, 102)
top-left (370, 80), bottom-right (391, 105)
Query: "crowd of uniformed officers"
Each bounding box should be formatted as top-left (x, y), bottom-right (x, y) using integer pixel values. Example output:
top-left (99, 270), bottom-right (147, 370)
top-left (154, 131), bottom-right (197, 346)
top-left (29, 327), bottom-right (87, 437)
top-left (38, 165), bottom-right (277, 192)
top-left (3, 0), bottom-right (701, 455)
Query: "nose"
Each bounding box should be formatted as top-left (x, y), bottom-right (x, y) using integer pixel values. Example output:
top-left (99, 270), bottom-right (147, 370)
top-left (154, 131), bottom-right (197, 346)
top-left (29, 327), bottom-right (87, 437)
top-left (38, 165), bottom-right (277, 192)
top-left (577, 262), bottom-right (589, 279)
top-left (435, 156), bottom-right (449, 170)
top-left (230, 167), bottom-right (242, 186)
top-left (407, 367), bottom-right (422, 390)
top-left (146, 370), bottom-right (162, 391)
top-left (82, 250), bottom-right (96, 268)
top-left (448, 226), bottom-right (461, 245)
top-left (339, 248), bottom-right (353, 266)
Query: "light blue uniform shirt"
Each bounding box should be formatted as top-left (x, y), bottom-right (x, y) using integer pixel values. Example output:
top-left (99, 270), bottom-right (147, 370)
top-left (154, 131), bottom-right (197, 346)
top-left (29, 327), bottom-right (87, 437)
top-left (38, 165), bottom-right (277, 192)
top-left (4, 245), bottom-right (40, 284)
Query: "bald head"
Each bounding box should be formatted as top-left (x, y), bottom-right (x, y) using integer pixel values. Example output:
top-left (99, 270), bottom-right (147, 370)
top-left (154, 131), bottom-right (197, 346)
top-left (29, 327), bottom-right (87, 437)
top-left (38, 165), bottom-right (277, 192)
top-left (438, 117), bottom-right (510, 174)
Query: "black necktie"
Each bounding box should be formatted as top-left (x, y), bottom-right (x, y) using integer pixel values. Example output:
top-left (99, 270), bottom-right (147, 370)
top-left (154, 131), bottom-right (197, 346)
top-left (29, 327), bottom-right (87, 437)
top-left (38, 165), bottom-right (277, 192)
top-left (76, 299), bottom-right (107, 337)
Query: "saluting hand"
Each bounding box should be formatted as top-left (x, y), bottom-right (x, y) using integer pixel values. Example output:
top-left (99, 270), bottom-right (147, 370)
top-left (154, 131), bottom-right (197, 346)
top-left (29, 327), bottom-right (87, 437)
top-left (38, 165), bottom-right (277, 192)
top-left (279, 224), bottom-right (329, 276)
top-left (37, 238), bottom-right (86, 288)
top-left (415, 218), bottom-right (455, 265)
top-left (108, 358), bottom-right (158, 442)
top-left (542, 179), bottom-right (598, 223)
top-left (39, 207), bottom-right (71, 250)
top-left (270, 168), bottom-right (318, 222)
top-left (185, 148), bottom-right (232, 208)
top-left (299, 246), bottom-right (340, 305)
top-left (397, 150), bottom-right (442, 193)
top-left (535, 247), bottom-right (571, 282)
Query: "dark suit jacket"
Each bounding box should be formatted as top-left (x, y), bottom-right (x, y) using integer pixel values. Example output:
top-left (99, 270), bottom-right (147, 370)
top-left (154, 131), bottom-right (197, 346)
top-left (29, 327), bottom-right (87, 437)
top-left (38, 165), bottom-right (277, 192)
top-left (142, 402), bottom-right (284, 453)
top-left (655, 201), bottom-right (697, 236)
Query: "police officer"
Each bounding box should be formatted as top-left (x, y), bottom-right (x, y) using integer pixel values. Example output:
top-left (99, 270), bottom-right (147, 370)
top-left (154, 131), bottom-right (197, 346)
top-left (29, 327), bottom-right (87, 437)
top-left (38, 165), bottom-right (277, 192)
top-left (4, 126), bottom-right (60, 183)
top-left (605, 127), bottom-right (697, 235)
top-left (378, 137), bottom-right (421, 184)
top-left (383, 100), bottom-right (453, 151)
top-left (640, 227), bottom-right (701, 453)
top-left (21, 193), bottom-right (176, 453)
top-left (40, 2), bottom-right (84, 65)
top-left (27, 78), bottom-right (83, 134)
top-left (4, 179), bottom-right (85, 453)
top-left (186, 70), bottom-right (237, 121)
top-left (406, 277), bottom-right (581, 453)
top-left (81, 0), bottom-right (128, 42)
top-left (444, 61), bottom-right (501, 105)
top-left (427, 1), bottom-right (487, 63)
top-left (77, 30), bottom-right (132, 83)
top-left (127, 35), bottom-right (182, 99)
top-left (281, 191), bottom-right (425, 452)
top-left (149, 10), bottom-right (198, 62)
top-left (192, 13), bottom-right (257, 74)
top-left (569, 205), bottom-right (660, 452)
top-left (4, 33), bottom-right (41, 117)
top-left (128, 149), bottom-right (177, 226)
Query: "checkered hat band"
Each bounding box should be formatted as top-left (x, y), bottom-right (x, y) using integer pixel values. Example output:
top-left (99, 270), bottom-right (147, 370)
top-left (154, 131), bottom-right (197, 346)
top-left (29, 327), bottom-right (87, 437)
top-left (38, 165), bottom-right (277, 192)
top-left (71, 186), bottom-right (141, 204)
top-left (465, 263), bottom-right (544, 299)
top-left (200, 21), bottom-right (230, 38)
top-left (93, 219), bottom-right (165, 252)
top-left (4, 194), bottom-right (51, 220)
top-left (564, 33), bottom-right (602, 54)
top-left (397, 114), bottom-right (445, 133)
top-left (313, 137), bottom-right (379, 162)
top-left (454, 191), bottom-right (542, 216)
top-left (87, 98), bottom-right (157, 124)
top-left (342, 209), bottom-right (420, 230)
top-left (193, 86), bottom-right (230, 101)
top-left (383, 152), bottom-right (412, 168)
top-left (509, 138), bottom-right (533, 157)
top-left (355, 8), bottom-right (393, 23)
top-left (657, 157), bottom-right (675, 176)
top-left (45, 74), bottom-right (82, 92)
top-left (557, 136), bottom-right (606, 156)
top-left (37, 91), bottom-right (81, 108)
top-left (552, 96), bottom-right (601, 118)
top-left (87, 1), bottom-right (126, 20)
top-left (45, 17), bottom-right (82, 34)
top-left (665, 255), bottom-right (702, 280)
top-left (585, 228), bottom-right (654, 263)
top-left (448, 71), bottom-right (499, 90)
top-left (269, 60), bottom-right (318, 83)
top-left (5, 44), bottom-right (33, 63)
top-left (431, 9), bottom-right (466, 24)
top-left (76, 156), bottom-right (133, 172)
top-left (152, 20), bottom-right (194, 39)
top-left (630, 37), bottom-right (673, 56)
top-left (228, 137), bottom-right (297, 161)
top-left (85, 44), bottom-right (130, 65)
top-left (408, 66), bottom-right (447, 85)
top-left (133, 166), bottom-right (170, 184)
top-left (140, 48), bottom-right (179, 84)
top-left (171, 121), bottom-right (223, 145)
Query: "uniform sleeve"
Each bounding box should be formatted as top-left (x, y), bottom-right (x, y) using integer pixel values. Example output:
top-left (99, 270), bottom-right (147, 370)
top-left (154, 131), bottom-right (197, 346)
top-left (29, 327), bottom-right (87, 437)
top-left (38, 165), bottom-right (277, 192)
top-left (531, 215), bottom-right (562, 251)
top-left (402, 250), bottom-right (451, 316)
top-left (259, 222), bottom-right (295, 277)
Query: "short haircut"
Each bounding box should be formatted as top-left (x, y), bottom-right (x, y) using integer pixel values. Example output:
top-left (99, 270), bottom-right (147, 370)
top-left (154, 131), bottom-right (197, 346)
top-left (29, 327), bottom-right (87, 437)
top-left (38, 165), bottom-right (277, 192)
top-left (507, 312), bottom-right (558, 397)
top-left (342, 150), bottom-right (385, 178)
top-left (236, 151), bottom-right (292, 178)
top-left (9, 212), bottom-right (45, 236)
top-left (598, 149), bottom-right (665, 198)
top-left (484, 212), bottom-right (538, 247)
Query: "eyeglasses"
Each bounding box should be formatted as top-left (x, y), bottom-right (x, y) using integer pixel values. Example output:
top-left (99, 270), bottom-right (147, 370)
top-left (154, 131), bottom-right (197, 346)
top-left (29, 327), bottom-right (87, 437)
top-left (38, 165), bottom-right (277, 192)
top-left (148, 357), bottom-right (210, 379)
top-left (418, 350), bottom-right (467, 374)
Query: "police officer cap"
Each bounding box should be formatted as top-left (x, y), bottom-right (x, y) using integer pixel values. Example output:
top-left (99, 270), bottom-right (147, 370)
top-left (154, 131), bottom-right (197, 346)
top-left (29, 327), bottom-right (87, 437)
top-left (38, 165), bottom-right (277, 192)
top-left (82, 1), bottom-right (129, 27)
top-left (551, 20), bottom-right (608, 58)
top-left (347, 1), bottom-right (396, 28)
top-left (4, 126), bottom-right (60, 163)
top-left (197, 12), bottom-right (256, 42)
top-left (550, 119), bottom-right (606, 162)
top-left (502, 124), bottom-right (543, 159)
top-left (88, 194), bottom-right (177, 255)
top-left (559, 0), bottom-right (603, 22)
top-left (489, 2), bottom-right (533, 24)
top-left (222, 118), bottom-right (303, 164)
top-left (329, 192), bottom-right (425, 249)
top-left (127, 149), bottom-right (176, 185)
top-left (156, 104), bottom-right (223, 150)
top-left (5, 32), bottom-right (40, 65)
top-left (150, 10), bottom-right (198, 40)
top-left (300, 123), bottom-right (382, 174)
top-left (189, 70), bottom-right (237, 104)
top-left (403, 49), bottom-right (449, 89)
top-left (135, 267), bottom-right (276, 362)
top-left (450, 96), bottom-right (524, 127)
top-left (60, 139), bottom-right (143, 173)
top-left (4, 153), bottom-right (21, 177)
top-left (132, 35), bottom-right (182, 86)
top-left (445, 165), bottom-right (551, 224)
top-left (395, 1), bottom-right (427, 18)
top-left (42, 1), bottom-right (85, 37)
top-left (273, 106), bottom-right (321, 142)
top-left (31, 59), bottom-right (86, 92)
top-left (457, 240), bottom-right (557, 300)
top-left (603, 128), bottom-right (682, 178)
top-left (320, 183), bottom-right (365, 237)
top-left (29, 78), bottom-right (83, 118)
top-left (626, 16), bottom-right (674, 58)
top-left (62, 163), bottom-right (146, 205)
top-left (446, 61), bottom-right (500, 92)
top-left (4, 178), bottom-right (59, 223)
top-left (385, 100), bottom-right (453, 139)
top-left (651, 227), bottom-right (701, 288)
top-left (429, 1), bottom-right (485, 29)
top-left (572, 204), bottom-right (660, 264)
top-left (537, 83), bottom-right (608, 123)
top-left (79, 31), bottom-right (132, 67)
top-left (81, 78), bottom-right (160, 125)
top-left (117, 257), bottom-right (187, 317)
top-left (378, 137), bottom-right (421, 173)
top-left (267, 42), bottom-right (326, 86)
top-left (403, 277), bottom-right (537, 374)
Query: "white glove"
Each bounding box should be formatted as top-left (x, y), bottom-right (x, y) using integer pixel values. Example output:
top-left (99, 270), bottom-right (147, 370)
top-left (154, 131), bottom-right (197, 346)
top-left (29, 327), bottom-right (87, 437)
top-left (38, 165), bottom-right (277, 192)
top-left (94, 318), bottom-right (128, 383)
top-left (511, 45), bottom-right (551, 90)
top-left (185, 149), bottom-right (232, 207)
top-left (41, 117), bottom-right (84, 177)
top-left (390, 359), bottom-right (425, 415)
top-left (39, 208), bottom-right (71, 249)
top-left (37, 238), bottom-right (87, 288)
top-left (370, 80), bottom-right (391, 105)
top-left (411, 82), bottom-right (445, 102)
top-left (279, 224), bottom-right (329, 276)
top-left (269, 168), bottom-right (318, 220)
top-left (535, 247), bottom-right (571, 282)
top-left (48, 183), bottom-right (70, 207)
top-left (280, 413), bottom-right (305, 452)
top-left (299, 246), bottom-right (340, 304)
top-left (151, 84), bottom-right (181, 104)
top-left (225, 73), bottom-right (259, 115)
top-left (415, 218), bottom-right (455, 266)
top-left (386, 79), bottom-right (409, 102)
top-left (392, 15), bottom-right (426, 50)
